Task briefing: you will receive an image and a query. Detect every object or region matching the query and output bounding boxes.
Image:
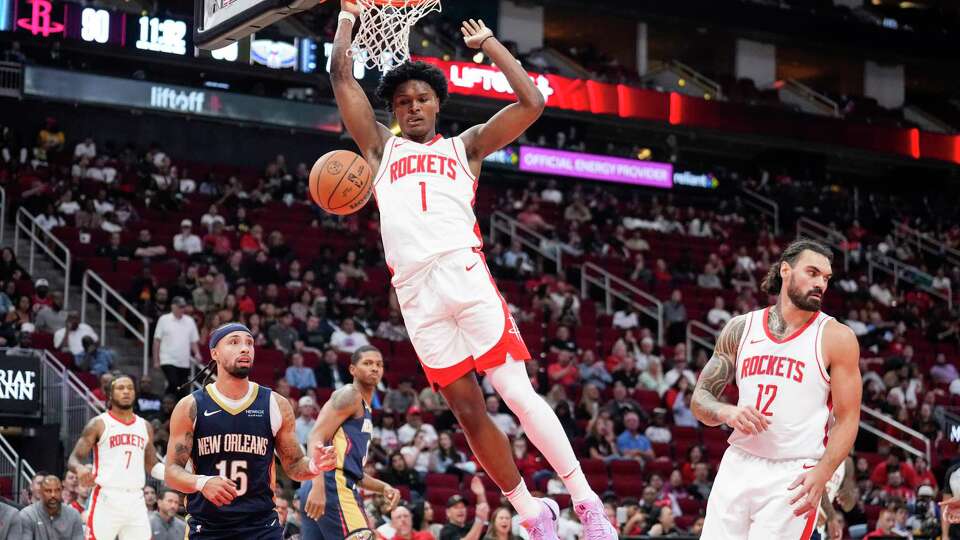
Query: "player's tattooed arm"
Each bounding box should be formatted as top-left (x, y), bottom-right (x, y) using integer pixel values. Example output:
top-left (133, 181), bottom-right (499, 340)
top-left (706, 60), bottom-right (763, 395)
top-left (68, 416), bottom-right (103, 486)
top-left (691, 315), bottom-right (746, 426)
top-left (164, 395), bottom-right (201, 493)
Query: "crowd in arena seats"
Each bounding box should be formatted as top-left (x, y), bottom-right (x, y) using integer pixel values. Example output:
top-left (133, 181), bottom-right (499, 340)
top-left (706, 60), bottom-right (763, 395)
top-left (1, 115), bottom-right (958, 539)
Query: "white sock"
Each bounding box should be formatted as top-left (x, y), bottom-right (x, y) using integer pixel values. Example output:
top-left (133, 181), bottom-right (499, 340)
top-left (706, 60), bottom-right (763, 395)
top-left (486, 360), bottom-right (598, 504)
top-left (504, 479), bottom-right (542, 521)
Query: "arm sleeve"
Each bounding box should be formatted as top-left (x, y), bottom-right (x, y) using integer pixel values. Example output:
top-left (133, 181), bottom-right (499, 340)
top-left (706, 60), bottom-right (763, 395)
top-left (154, 317), bottom-right (166, 340)
top-left (71, 514), bottom-right (84, 540)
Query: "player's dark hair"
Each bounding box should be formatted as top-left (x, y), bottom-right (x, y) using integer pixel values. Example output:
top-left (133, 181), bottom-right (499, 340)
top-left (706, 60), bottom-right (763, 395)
top-left (760, 239), bottom-right (833, 294)
top-left (351, 344), bottom-right (382, 365)
top-left (375, 61), bottom-right (449, 112)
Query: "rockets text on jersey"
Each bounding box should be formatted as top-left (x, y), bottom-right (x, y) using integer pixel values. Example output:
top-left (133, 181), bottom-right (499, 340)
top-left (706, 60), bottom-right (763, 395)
top-left (372, 134), bottom-right (481, 285)
top-left (93, 412), bottom-right (149, 490)
top-left (728, 307), bottom-right (833, 461)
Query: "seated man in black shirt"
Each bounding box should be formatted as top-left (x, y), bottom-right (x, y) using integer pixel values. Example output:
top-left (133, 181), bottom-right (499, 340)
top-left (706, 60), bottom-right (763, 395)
top-left (440, 479), bottom-right (490, 540)
top-left (97, 232), bottom-right (132, 260)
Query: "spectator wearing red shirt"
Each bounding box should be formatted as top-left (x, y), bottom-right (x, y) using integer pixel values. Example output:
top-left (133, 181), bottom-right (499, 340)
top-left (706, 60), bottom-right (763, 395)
top-left (605, 340), bottom-right (630, 373)
top-left (239, 223), bottom-right (266, 253)
top-left (31, 278), bottom-right (54, 311)
top-left (870, 453), bottom-right (918, 488)
top-left (377, 505), bottom-right (433, 540)
top-left (912, 456), bottom-right (937, 490)
top-left (202, 221), bottom-right (232, 258)
top-left (512, 436), bottom-right (543, 479)
top-left (863, 509), bottom-right (896, 539)
top-left (547, 350), bottom-right (579, 387)
top-left (882, 469), bottom-right (914, 503)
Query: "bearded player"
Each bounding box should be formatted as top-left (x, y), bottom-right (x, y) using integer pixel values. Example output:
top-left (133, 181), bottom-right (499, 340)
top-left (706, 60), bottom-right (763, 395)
top-left (68, 373), bottom-right (164, 539)
top-left (164, 323), bottom-right (337, 539)
top-left (328, 3), bottom-right (616, 539)
top-left (298, 345), bottom-right (401, 539)
top-left (692, 239), bottom-right (862, 539)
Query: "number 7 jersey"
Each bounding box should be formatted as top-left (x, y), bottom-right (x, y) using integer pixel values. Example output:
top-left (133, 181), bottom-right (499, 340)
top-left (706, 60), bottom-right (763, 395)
top-left (729, 307), bottom-right (833, 461)
top-left (92, 411), bottom-right (149, 490)
top-left (372, 135), bottom-right (481, 286)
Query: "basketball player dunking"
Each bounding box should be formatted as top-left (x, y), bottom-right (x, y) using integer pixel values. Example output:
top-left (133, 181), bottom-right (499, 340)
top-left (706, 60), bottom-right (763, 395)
top-left (330, 2), bottom-right (616, 539)
top-left (68, 373), bottom-right (164, 539)
top-left (164, 323), bottom-right (337, 539)
top-left (298, 344), bottom-right (401, 539)
top-left (692, 239), bottom-right (863, 539)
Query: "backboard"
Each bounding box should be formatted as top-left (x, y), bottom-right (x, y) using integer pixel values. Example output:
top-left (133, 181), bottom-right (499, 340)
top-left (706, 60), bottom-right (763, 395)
top-left (194, 0), bottom-right (324, 50)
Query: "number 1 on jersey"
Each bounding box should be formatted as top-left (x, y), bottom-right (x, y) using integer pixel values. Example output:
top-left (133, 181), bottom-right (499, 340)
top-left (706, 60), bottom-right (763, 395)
top-left (419, 181), bottom-right (427, 212)
top-left (755, 384), bottom-right (777, 416)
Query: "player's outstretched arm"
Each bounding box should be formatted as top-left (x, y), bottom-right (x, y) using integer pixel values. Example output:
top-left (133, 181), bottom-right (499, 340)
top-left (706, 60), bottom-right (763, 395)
top-left (789, 321), bottom-right (861, 516)
top-left (67, 417), bottom-right (103, 488)
top-left (459, 19), bottom-right (545, 164)
top-left (691, 314), bottom-right (748, 427)
top-left (332, 0), bottom-right (392, 164)
top-left (276, 396), bottom-right (336, 482)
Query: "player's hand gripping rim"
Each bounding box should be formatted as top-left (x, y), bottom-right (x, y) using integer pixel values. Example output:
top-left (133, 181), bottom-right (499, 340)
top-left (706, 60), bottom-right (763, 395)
top-left (722, 405), bottom-right (771, 435)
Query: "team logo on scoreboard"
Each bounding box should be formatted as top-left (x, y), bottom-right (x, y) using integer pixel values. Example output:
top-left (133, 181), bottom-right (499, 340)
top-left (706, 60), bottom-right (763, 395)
top-left (16, 0), bottom-right (65, 37)
top-left (251, 39), bottom-right (298, 70)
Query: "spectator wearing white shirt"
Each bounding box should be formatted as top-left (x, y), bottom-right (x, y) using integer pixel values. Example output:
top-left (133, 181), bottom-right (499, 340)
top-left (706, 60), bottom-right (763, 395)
top-left (330, 318), bottom-right (371, 354)
top-left (932, 268), bottom-right (952, 295)
top-left (869, 281), bottom-right (895, 306)
top-left (613, 308), bottom-right (639, 330)
top-left (54, 312), bottom-right (98, 355)
top-left (200, 204), bottom-right (226, 233)
top-left (541, 179), bottom-right (563, 204)
top-left (735, 246), bottom-right (756, 273)
top-left (57, 190), bottom-right (80, 216)
top-left (397, 407), bottom-right (438, 447)
top-left (644, 408), bottom-right (672, 444)
top-left (663, 345), bottom-right (697, 389)
top-left (35, 203), bottom-right (65, 232)
top-left (152, 297), bottom-right (201, 397)
top-left (486, 395), bottom-right (519, 437)
top-left (92, 189), bottom-right (115, 215)
top-left (74, 137), bottom-right (96, 159)
top-left (294, 396), bottom-right (317, 446)
top-left (173, 219), bottom-right (203, 255)
top-left (706, 296), bottom-right (731, 328)
top-left (845, 310), bottom-right (869, 337)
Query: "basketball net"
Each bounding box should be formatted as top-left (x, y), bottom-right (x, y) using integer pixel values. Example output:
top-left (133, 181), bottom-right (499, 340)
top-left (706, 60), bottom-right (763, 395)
top-left (351, 0), bottom-right (441, 72)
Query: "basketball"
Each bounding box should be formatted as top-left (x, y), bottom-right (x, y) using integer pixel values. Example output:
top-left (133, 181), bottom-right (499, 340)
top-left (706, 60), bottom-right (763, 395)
top-left (308, 150), bottom-right (374, 216)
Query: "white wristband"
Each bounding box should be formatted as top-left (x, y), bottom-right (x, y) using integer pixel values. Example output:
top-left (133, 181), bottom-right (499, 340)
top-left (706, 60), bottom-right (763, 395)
top-left (150, 463), bottom-right (165, 481)
top-left (194, 475), bottom-right (212, 492)
top-left (338, 11), bottom-right (356, 26)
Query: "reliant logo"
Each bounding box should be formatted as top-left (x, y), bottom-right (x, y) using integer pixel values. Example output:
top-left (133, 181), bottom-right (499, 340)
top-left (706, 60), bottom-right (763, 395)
top-left (150, 86), bottom-right (205, 113)
top-left (0, 369), bottom-right (36, 400)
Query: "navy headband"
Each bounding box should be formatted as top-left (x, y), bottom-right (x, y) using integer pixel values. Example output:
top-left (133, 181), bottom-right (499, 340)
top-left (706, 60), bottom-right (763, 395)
top-left (209, 323), bottom-right (253, 350)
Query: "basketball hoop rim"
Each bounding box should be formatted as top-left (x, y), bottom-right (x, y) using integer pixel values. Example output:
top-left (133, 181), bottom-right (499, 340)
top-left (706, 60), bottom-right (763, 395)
top-left (364, 0), bottom-right (432, 7)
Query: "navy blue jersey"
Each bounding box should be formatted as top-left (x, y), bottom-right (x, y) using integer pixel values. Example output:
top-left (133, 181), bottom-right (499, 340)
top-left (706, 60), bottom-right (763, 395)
top-left (331, 398), bottom-right (373, 484)
top-left (187, 383), bottom-right (276, 521)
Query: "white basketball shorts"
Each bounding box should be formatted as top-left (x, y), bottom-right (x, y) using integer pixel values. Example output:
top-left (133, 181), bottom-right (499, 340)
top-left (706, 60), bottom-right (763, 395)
top-left (86, 485), bottom-right (152, 540)
top-left (701, 445), bottom-right (818, 540)
top-left (394, 247), bottom-right (530, 389)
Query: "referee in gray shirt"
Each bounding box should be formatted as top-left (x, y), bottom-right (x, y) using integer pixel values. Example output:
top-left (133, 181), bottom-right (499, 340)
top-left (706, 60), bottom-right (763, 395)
top-left (19, 475), bottom-right (83, 540)
top-left (149, 488), bottom-right (186, 540)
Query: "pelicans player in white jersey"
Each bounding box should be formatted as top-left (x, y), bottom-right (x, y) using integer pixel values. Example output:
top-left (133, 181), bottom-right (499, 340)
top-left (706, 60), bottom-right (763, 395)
top-left (692, 239), bottom-right (862, 539)
top-left (328, 3), bottom-right (617, 539)
top-left (69, 373), bottom-right (164, 539)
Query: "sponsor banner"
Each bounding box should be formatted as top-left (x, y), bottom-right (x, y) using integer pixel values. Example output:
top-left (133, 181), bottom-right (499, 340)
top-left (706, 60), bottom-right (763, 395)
top-left (0, 351), bottom-right (43, 420)
top-left (518, 146), bottom-right (673, 189)
top-left (673, 170), bottom-right (719, 189)
top-left (23, 65), bottom-right (342, 132)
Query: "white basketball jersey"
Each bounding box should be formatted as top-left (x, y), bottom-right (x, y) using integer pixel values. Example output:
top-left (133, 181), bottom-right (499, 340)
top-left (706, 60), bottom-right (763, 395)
top-left (93, 412), bottom-right (148, 490)
top-left (372, 135), bottom-right (481, 285)
top-left (729, 307), bottom-right (833, 461)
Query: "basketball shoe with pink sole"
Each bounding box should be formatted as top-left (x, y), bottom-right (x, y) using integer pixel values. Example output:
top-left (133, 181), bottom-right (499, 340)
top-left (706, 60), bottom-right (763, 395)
top-left (574, 496), bottom-right (620, 539)
top-left (520, 498), bottom-right (560, 540)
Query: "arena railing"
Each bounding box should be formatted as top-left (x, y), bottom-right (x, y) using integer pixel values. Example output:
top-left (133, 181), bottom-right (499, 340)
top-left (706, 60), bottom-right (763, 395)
top-left (80, 270), bottom-right (151, 376)
top-left (0, 185), bottom-right (6, 245)
top-left (13, 207), bottom-right (72, 309)
top-left (669, 60), bottom-right (724, 100)
top-left (0, 348), bottom-right (102, 463)
top-left (739, 187), bottom-right (780, 235)
top-left (777, 79), bottom-right (840, 117)
top-left (860, 405), bottom-right (931, 464)
top-left (581, 262), bottom-right (665, 346)
top-left (489, 211), bottom-right (564, 274)
top-left (0, 432), bottom-right (35, 503)
top-left (796, 217), bottom-right (850, 272)
top-left (685, 320), bottom-right (718, 362)
top-left (866, 252), bottom-right (952, 309)
top-left (0, 61), bottom-right (22, 99)
top-left (891, 220), bottom-right (960, 269)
